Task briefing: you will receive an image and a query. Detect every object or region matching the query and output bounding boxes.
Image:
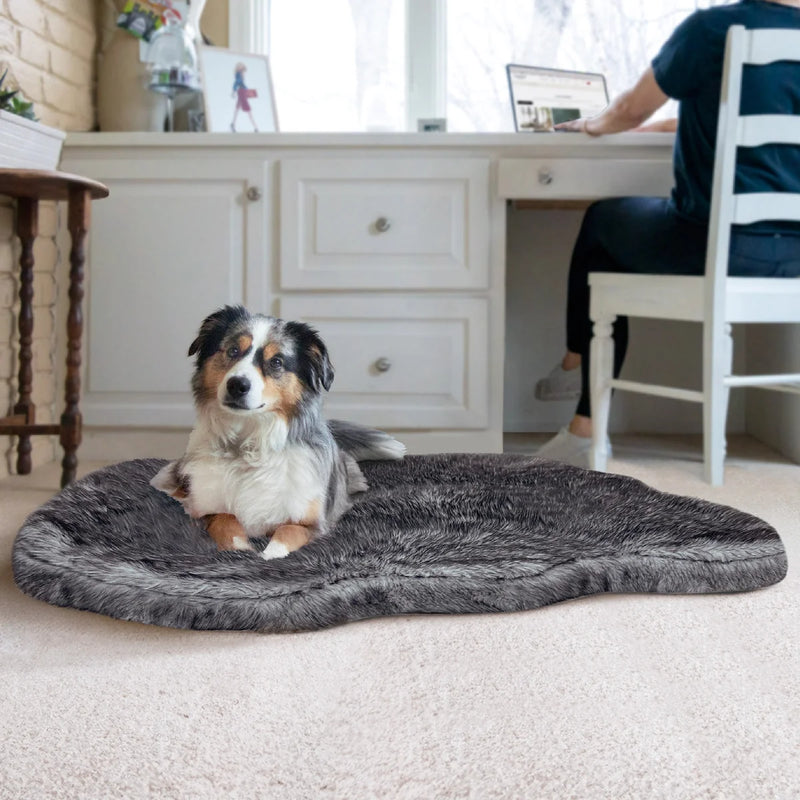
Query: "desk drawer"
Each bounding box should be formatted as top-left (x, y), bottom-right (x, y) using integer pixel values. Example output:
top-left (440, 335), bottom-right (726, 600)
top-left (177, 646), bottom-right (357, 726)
top-left (280, 158), bottom-right (490, 290)
top-left (497, 157), bottom-right (673, 200)
top-left (279, 295), bottom-right (488, 429)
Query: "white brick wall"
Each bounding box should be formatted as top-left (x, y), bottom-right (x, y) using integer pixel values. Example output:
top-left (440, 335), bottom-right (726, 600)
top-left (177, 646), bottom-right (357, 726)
top-left (0, 0), bottom-right (96, 477)
top-left (2, 0), bottom-right (96, 130)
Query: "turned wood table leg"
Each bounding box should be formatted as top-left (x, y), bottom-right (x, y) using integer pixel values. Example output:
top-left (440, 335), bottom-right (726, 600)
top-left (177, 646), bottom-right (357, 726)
top-left (59, 188), bottom-right (91, 488)
top-left (13, 197), bottom-right (38, 475)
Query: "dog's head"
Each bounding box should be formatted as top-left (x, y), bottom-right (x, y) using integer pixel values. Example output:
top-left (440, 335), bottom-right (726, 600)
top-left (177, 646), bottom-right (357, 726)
top-left (188, 305), bottom-right (334, 418)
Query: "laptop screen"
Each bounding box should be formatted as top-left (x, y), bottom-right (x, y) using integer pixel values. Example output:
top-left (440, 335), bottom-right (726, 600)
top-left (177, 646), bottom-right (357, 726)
top-left (506, 65), bottom-right (609, 132)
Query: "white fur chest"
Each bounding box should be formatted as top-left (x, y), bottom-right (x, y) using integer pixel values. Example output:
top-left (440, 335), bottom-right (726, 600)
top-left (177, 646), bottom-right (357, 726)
top-left (182, 442), bottom-right (326, 537)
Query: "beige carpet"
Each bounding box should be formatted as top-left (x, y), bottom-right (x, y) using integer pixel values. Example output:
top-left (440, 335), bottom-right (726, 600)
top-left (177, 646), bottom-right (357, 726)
top-left (1, 436), bottom-right (798, 800)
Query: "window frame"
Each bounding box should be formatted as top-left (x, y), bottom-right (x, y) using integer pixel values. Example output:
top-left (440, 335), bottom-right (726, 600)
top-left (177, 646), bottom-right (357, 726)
top-left (405, 0), bottom-right (446, 129)
top-left (228, 0), bottom-right (269, 57)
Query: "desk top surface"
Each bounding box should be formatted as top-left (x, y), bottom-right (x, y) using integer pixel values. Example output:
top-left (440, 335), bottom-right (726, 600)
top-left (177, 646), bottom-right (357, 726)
top-left (64, 130), bottom-right (674, 156)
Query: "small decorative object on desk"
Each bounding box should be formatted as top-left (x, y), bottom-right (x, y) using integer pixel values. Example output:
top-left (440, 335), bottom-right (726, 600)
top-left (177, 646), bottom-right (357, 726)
top-left (116, 0), bottom-right (165, 41)
top-left (199, 47), bottom-right (278, 133)
top-left (417, 117), bottom-right (447, 132)
top-left (145, 8), bottom-right (201, 131)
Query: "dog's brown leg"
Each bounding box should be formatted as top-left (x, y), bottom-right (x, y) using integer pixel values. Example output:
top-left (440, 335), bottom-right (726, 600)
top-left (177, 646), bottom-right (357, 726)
top-left (261, 524), bottom-right (311, 560)
top-left (205, 513), bottom-right (252, 551)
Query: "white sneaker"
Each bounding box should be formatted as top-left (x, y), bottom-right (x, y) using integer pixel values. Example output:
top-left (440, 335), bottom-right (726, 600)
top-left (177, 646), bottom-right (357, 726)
top-left (535, 363), bottom-right (581, 401)
top-left (535, 427), bottom-right (612, 469)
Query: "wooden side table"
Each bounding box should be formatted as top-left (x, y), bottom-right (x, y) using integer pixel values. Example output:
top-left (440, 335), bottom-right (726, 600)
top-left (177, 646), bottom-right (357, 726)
top-left (0, 169), bottom-right (109, 488)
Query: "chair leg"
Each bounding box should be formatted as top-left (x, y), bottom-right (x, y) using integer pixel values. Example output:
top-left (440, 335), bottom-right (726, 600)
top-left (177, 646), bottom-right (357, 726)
top-left (704, 323), bottom-right (733, 485)
top-left (589, 313), bottom-right (615, 471)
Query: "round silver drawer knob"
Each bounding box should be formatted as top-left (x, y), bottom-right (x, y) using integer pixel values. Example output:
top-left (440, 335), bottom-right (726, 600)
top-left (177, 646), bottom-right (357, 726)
top-left (246, 186), bottom-right (262, 201)
top-left (374, 357), bottom-right (392, 373)
top-left (538, 167), bottom-right (553, 185)
top-left (374, 216), bottom-right (391, 233)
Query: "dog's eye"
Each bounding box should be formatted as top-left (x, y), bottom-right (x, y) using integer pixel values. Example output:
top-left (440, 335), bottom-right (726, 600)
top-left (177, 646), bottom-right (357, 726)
top-left (226, 345), bottom-right (240, 359)
top-left (269, 356), bottom-right (284, 370)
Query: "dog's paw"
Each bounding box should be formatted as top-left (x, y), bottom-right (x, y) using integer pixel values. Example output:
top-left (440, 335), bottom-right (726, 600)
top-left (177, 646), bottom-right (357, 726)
top-left (262, 539), bottom-right (290, 560)
top-left (231, 536), bottom-right (253, 551)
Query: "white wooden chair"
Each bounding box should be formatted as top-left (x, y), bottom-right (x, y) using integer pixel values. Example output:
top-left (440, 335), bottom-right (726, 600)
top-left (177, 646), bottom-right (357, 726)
top-left (588, 25), bottom-right (800, 485)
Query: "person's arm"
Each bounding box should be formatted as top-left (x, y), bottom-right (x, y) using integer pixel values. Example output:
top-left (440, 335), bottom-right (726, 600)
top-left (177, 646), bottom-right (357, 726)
top-left (555, 67), bottom-right (669, 136)
top-left (634, 117), bottom-right (678, 133)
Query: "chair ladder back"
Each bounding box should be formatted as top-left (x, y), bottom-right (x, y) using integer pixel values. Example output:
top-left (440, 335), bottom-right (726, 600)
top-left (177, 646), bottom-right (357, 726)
top-left (733, 27), bottom-right (800, 226)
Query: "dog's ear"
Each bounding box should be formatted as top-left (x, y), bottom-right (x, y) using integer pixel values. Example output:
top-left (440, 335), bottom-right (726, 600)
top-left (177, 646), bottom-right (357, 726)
top-left (309, 337), bottom-right (334, 392)
top-left (285, 321), bottom-right (334, 393)
top-left (188, 305), bottom-right (249, 361)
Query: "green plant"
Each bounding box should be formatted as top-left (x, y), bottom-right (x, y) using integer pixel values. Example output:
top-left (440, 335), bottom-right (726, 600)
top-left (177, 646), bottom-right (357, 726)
top-left (0, 69), bottom-right (37, 121)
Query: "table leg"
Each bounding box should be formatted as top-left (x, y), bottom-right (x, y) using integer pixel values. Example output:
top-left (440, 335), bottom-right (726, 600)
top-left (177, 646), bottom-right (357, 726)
top-left (60, 188), bottom-right (90, 488)
top-left (13, 197), bottom-right (38, 475)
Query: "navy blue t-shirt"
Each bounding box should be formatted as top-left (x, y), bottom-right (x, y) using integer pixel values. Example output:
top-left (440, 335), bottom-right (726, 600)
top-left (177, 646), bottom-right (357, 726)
top-left (651, 0), bottom-right (800, 233)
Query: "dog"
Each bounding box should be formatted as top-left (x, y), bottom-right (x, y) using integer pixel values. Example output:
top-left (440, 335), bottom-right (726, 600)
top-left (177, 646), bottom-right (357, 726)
top-left (150, 305), bottom-right (405, 560)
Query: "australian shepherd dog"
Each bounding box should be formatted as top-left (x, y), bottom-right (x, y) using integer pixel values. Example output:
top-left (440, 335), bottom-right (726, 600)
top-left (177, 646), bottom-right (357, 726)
top-left (150, 305), bottom-right (405, 560)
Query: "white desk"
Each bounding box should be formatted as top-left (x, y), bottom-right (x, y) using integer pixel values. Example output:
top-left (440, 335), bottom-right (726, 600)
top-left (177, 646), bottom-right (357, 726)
top-left (61, 132), bottom-right (675, 454)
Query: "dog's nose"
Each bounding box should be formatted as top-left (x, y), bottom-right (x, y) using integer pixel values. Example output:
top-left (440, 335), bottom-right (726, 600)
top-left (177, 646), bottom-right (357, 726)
top-left (226, 376), bottom-right (250, 399)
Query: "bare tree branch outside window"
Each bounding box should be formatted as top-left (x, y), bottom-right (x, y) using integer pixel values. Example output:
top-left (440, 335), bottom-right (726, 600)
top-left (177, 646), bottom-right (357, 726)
top-left (447, 0), bottom-right (730, 132)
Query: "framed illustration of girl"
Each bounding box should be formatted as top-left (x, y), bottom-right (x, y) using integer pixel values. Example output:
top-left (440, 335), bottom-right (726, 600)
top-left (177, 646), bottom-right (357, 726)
top-left (199, 47), bottom-right (278, 133)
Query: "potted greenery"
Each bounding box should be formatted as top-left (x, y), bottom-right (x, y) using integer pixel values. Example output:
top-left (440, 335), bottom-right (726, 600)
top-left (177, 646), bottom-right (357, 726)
top-left (0, 69), bottom-right (66, 170)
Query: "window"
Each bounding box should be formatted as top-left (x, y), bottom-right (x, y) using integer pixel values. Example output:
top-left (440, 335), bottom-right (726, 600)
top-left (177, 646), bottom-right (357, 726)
top-left (234, 0), bottom-right (730, 132)
top-left (259, 0), bottom-right (406, 132)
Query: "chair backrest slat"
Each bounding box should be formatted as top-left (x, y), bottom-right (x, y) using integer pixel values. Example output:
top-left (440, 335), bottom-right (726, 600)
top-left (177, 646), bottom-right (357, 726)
top-left (737, 115), bottom-right (800, 148)
top-left (745, 28), bottom-right (800, 65)
top-left (733, 193), bottom-right (800, 225)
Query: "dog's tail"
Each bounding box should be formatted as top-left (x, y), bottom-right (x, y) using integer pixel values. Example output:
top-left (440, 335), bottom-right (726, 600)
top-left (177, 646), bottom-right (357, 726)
top-left (328, 419), bottom-right (406, 461)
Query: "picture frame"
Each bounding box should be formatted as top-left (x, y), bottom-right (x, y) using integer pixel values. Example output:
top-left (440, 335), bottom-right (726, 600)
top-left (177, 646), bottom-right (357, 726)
top-left (198, 46), bottom-right (279, 133)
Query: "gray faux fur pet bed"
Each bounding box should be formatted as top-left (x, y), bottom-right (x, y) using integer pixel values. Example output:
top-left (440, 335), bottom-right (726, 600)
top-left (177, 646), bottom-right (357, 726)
top-left (12, 456), bottom-right (787, 633)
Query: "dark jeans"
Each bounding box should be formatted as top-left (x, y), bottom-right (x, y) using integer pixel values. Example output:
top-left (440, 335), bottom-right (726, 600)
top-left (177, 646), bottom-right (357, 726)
top-left (567, 197), bottom-right (800, 417)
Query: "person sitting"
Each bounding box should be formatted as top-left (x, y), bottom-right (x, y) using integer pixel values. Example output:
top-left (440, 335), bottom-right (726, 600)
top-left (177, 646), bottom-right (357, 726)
top-left (535, 0), bottom-right (800, 467)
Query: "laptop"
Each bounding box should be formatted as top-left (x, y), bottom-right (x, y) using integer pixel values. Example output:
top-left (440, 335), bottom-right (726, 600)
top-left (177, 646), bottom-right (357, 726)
top-left (506, 64), bottom-right (609, 132)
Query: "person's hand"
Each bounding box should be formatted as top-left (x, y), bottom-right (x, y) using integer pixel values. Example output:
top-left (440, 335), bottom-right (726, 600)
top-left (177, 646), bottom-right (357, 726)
top-left (552, 67), bottom-right (669, 137)
top-left (554, 117), bottom-right (597, 135)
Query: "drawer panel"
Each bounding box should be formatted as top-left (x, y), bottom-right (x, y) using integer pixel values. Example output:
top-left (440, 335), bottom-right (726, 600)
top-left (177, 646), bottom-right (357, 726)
top-left (315, 187), bottom-right (454, 256)
top-left (279, 295), bottom-right (488, 429)
top-left (280, 158), bottom-right (490, 290)
top-left (497, 157), bottom-right (673, 200)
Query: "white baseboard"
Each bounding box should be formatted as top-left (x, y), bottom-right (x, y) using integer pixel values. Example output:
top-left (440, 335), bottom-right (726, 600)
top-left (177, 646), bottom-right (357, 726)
top-left (80, 428), bottom-right (192, 462)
